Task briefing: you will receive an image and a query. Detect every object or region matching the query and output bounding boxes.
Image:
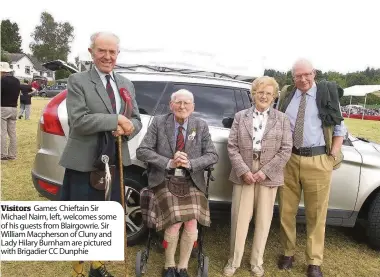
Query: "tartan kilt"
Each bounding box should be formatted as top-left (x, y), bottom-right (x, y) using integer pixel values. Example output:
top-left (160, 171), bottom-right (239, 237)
top-left (140, 179), bottom-right (210, 231)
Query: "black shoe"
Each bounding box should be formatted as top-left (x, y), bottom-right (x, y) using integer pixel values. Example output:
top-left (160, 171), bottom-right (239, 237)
top-left (307, 265), bottom-right (323, 277)
top-left (18, 115), bottom-right (22, 119)
top-left (88, 265), bottom-right (114, 277)
top-left (162, 267), bottom-right (178, 277)
top-left (278, 255), bottom-right (294, 269)
top-left (178, 269), bottom-right (189, 277)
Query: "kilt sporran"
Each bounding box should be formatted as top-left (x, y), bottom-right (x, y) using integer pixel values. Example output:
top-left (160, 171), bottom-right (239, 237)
top-left (140, 176), bottom-right (210, 231)
top-left (166, 175), bottom-right (191, 197)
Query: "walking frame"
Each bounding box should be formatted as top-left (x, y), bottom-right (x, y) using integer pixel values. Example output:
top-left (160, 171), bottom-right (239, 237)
top-left (135, 166), bottom-right (215, 277)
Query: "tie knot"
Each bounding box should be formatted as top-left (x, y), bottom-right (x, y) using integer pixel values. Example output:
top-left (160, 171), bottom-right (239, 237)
top-left (105, 74), bottom-right (111, 82)
top-left (178, 126), bottom-right (184, 132)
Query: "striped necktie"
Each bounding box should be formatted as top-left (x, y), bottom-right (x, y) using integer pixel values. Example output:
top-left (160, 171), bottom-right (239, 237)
top-left (176, 126), bottom-right (185, 152)
top-left (105, 74), bottom-right (116, 113)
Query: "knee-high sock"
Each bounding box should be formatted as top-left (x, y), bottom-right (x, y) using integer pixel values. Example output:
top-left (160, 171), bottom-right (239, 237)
top-left (178, 229), bottom-right (198, 270)
top-left (164, 230), bottom-right (180, 269)
top-left (72, 261), bottom-right (84, 277)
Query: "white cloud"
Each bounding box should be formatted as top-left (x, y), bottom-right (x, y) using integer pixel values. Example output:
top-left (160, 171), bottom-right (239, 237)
top-left (1, 0), bottom-right (379, 74)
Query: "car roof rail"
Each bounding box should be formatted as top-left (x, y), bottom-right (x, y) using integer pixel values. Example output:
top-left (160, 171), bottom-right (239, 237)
top-left (77, 48), bottom-right (263, 83)
top-left (113, 64), bottom-right (255, 82)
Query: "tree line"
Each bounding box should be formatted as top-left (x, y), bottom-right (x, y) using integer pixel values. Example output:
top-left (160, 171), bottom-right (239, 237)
top-left (264, 68), bottom-right (380, 105)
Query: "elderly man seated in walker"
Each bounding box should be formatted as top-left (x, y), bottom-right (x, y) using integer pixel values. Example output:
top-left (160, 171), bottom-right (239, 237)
top-left (136, 89), bottom-right (218, 277)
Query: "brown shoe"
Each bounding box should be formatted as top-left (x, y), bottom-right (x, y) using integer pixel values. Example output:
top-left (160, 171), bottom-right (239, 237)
top-left (307, 265), bottom-right (323, 277)
top-left (277, 255), bottom-right (294, 269)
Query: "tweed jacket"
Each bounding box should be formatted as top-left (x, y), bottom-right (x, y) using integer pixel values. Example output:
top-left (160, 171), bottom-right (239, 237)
top-left (136, 113), bottom-right (218, 193)
top-left (227, 106), bottom-right (292, 187)
top-left (59, 66), bottom-right (142, 172)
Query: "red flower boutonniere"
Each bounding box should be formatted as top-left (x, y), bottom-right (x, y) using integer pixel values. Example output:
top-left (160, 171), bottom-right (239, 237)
top-left (119, 88), bottom-right (132, 118)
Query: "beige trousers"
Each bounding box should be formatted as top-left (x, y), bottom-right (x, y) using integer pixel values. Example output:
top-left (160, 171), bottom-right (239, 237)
top-left (1, 107), bottom-right (18, 158)
top-left (229, 160), bottom-right (278, 267)
top-left (279, 153), bottom-right (333, 265)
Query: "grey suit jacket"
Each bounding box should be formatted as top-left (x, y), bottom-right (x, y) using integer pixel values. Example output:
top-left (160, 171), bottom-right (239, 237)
top-left (59, 66), bottom-right (142, 172)
top-left (228, 106), bottom-right (292, 187)
top-left (136, 113), bottom-right (218, 193)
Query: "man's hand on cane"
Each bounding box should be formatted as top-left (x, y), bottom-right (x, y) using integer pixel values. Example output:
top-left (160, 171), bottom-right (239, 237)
top-left (114, 115), bottom-right (134, 137)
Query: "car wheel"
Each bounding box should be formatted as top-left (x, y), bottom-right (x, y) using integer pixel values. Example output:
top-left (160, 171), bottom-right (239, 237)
top-left (40, 92), bottom-right (47, 97)
top-left (124, 169), bottom-right (148, 246)
top-left (368, 191), bottom-right (380, 250)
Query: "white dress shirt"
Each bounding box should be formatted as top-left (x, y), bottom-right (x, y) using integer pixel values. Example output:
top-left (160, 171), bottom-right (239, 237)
top-left (94, 66), bottom-right (121, 113)
top-left (252, 107), bottom-right (270, 151)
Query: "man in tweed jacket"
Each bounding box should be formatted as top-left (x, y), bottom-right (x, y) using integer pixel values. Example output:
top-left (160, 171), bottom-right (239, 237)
top-left (59, 32), bottom-right (142, 277)
top-left (137, 89), bottom-right (218, 277)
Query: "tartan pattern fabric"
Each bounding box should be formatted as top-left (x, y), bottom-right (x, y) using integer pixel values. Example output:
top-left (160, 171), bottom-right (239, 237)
top-left (293, 93), bottom-right (306, 149)
top-left (140, 187), bottom-right (157, 229)
top-left (140, 179), bottom-right (210, 231)
top-left (176, 126), bottom-right (185, 151)
top-left (105, 74), bottom-right (116, 113)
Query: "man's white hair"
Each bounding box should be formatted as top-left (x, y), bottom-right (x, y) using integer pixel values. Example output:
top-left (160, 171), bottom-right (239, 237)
top-left (89, 32), bottom-right (120, 49)
top-left (171, 89), bottom-right (194, 102)
top-left (291, 58), bottom-right (314, 76)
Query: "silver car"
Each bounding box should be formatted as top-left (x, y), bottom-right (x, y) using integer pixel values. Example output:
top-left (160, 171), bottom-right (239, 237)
top-left (32, 66), bottom-right (380, 250)
top-left (39, 85), bottom-right (67, 98)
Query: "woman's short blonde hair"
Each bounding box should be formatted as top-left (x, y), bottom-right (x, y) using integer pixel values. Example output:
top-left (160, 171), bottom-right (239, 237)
top-left (250, 76), bottom-right (279, 99)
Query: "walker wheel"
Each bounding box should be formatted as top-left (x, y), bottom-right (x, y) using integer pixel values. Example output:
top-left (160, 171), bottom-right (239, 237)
top-left (135, 250), bottom-right (144, 276)
top-left (197, 255), bottom-right (209, 277)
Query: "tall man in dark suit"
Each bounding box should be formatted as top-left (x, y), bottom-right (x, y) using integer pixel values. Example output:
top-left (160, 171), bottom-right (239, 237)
top-left (1, 62), bottom-right (20, 160)
top-left (59, 32), bottom-right (142, 277)
top-left (136, 89), bottom-right (218, 277)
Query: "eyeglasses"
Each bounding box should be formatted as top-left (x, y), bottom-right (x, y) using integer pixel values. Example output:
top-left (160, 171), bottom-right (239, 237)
top-left (255, 91), bottom-right (273, 97)
top-left (294, 72), bottom-right (314, 80)
top-left (173, 100), bottom-right (194, 106)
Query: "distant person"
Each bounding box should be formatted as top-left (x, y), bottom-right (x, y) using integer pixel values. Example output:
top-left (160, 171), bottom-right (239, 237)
top-left (1, 62), bottom-right (20, 160)
top-left (19, 80), bottom-right (36, 120)
top-left (31, 79), bottom-right (40, 91)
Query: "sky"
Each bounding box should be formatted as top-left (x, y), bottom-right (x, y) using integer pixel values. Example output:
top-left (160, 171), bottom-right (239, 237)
top-left (1, 0), bottom-right (380, 76)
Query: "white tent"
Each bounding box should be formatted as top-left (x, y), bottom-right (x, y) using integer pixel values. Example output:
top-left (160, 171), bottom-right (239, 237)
top-left (343, 85), bottom-right (380, 119)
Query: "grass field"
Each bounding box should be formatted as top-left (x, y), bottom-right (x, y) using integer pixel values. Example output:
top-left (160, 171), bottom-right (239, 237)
top-left (1, 98), bottom-right (380, 277)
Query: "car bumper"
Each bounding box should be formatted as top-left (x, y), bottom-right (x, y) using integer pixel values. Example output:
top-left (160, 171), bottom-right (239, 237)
top-left (32, 129), bottom-right (66, 200)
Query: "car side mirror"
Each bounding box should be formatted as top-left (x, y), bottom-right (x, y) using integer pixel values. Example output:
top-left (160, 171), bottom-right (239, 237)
top-left (222, 117), bottom-right (234, 129)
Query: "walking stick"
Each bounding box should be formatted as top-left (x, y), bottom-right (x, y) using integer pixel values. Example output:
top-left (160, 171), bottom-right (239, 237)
top-left (117, 136), bottom-right (128, 276)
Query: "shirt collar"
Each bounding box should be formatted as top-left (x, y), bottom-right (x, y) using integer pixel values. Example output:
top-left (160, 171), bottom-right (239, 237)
top-left (295, 82), bottom-right (317, 98)
top-left (174, 117), bottom-right (189, 131)
top-left (94, 66), bottom-right (115, 82)
top-left (253, 107), bottom-right (270, 117)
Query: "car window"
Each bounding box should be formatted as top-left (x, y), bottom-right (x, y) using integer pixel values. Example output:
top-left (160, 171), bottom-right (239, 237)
top-left (235, 90), bottom-right (245, 111)
top-left (160, 83), bottom-right (238, 128)
top-left (133, 81), bottom-right (167, 115)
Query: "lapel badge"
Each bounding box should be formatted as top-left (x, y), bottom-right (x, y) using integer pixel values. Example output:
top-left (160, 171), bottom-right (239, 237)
top-left (188, 129), bottom-right (196, 141)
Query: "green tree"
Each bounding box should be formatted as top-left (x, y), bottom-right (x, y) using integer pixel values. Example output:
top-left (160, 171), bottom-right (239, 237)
top-left (1, 49), bottom-right (10, 62)
top-left (1, 19), bottom-right (22, 53)
top-left (325, 71), bottom-right (347, 88)
top-left (30, 12), bottom-right (74, 63)
top-left (345, 72), bottom-right (370, 87)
